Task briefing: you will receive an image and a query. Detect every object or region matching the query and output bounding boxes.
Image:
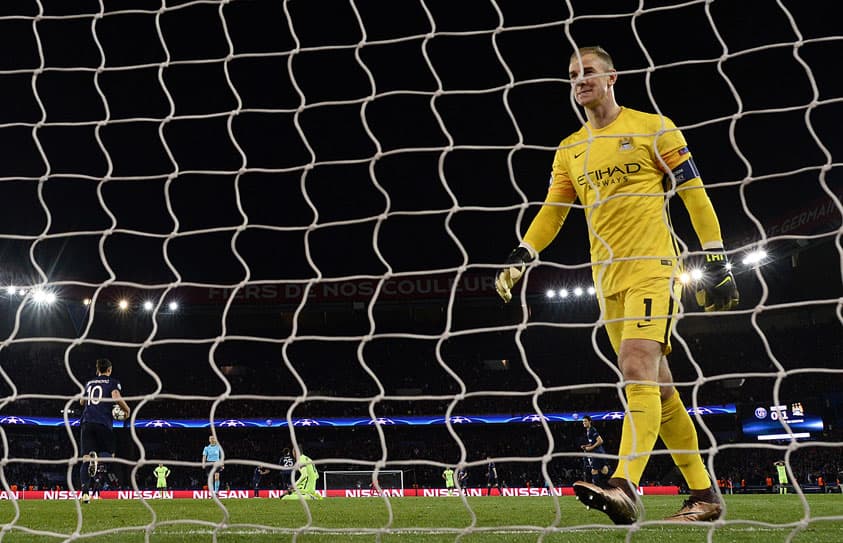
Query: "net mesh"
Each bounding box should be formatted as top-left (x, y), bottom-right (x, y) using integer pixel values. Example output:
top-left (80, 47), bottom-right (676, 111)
top-left (0, 0), bottom-right (840, 539)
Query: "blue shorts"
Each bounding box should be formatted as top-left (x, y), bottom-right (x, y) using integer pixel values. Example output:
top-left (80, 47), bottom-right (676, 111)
top-left (80, 422), bottom-right (115, 456)
top-left (585, 456), bottom-right (608, 471)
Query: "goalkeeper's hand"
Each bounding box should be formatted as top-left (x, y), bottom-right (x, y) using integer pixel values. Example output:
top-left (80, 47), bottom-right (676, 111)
top-left (494, 245), bottom-right (535, 303)
top-left (695, 252), bottom-right (739, 311)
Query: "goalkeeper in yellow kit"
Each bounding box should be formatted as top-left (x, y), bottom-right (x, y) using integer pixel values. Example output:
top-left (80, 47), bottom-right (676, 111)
top-left (281, 448), bottom-right (323, 500)
top-left (495, 46), bottom-right (739, 524)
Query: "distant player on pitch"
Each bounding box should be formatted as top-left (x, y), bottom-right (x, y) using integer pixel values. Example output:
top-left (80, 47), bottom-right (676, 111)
top-left (154, 463), bottom-right (171, 492)
top-left (774, 461), bottom-right (789, 494)
top-left (581, 416), bottom-right (610, 488)
top-left (79, 358), bottom-right (131, 504)
top-left (485, 457), bottom-right (503, 496)
top-left (495, 45), bottom-right (737, 524)
top-left (443, 466), bottom-right (455, 490)
top-left (457, 467), bottom-right (469, 489)
top-left (278, 447), bottom-right (295, 495)
top-left (252, 465), bottom-right (271, 497)
top-left (281, 448), bottom-right (323, 500)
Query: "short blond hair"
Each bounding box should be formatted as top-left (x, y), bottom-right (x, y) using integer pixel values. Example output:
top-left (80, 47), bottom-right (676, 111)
top-left (570, 46), bottom-right (614, 69)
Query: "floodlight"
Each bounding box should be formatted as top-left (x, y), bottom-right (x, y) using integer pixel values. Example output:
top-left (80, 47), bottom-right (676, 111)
top-left (742, 250), bottom-right (767, 266)
top-left (30, 289), bottom-right (57, 305)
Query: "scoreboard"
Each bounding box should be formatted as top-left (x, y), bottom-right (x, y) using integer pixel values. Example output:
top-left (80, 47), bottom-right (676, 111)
top-left (741, 402), bottom-right (824, 441)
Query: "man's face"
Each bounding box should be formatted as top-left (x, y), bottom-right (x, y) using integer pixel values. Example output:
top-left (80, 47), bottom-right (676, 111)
top-left (582, 418), bottom-right (591, 428)
top-left (209, 436), bottom-right (217, 445)
top-left (569, 53), bottom-right (615, 108)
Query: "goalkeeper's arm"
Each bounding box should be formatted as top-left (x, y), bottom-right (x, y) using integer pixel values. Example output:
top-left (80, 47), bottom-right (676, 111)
top-left (495, 196), bottom-right (572, 303)
top-left (294, 456), bottom-right (317, 485)
top-left (676, 173), bottom-right (739, 311)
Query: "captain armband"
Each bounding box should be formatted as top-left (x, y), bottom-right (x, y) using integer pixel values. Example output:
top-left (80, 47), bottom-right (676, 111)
top-left (670, 157), bottom-right (701, 185)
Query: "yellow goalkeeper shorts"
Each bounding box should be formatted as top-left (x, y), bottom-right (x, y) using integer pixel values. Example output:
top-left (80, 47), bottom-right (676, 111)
top-left (600, 275), bottom-right (680, 355)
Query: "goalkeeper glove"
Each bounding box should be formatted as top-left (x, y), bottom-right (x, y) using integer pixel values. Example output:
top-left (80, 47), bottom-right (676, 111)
top-left (695, 252), bottom-right (739, 311)
top-left (495, 245), bottom-right (535, 303)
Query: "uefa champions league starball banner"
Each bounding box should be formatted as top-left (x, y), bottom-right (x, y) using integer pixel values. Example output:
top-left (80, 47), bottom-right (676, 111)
top-left (0, 405), bottom-right (735, 429)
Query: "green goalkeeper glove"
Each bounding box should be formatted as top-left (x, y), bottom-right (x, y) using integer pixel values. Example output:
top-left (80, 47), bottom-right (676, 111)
top-left (495, 245), bottom-right (535, 303)
top-left (695, 252), bottom-right (739, 311)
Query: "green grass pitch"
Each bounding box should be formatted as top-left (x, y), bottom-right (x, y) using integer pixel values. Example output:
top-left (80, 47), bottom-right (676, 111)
top-left (1, 495), bottom-right (841, 542)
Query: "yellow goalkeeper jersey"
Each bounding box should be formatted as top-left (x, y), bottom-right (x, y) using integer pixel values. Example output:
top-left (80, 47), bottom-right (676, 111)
top-left (544, 107), bottom-right (692, 296)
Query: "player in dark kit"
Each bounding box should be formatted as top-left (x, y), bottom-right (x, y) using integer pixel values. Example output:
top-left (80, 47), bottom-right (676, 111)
top-left (278, 448), bottom-right (295, 496)
top-left (252, 465), bottom-right (271, 497)
top-left (485, 457), bottom-right (503, 496)
top-left (581, 416), bottom-right (610, 488)
top-left (79, 358), bottom-right (131, 504)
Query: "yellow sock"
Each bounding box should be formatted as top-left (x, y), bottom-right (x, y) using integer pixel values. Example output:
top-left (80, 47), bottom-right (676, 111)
top-left (611, 383), bottom-right (661, 485)
top-left (659, 389), bottom-right (711, 490)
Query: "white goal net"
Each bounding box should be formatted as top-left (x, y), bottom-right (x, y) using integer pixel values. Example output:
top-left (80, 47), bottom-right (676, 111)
top-left (0, 0), bottom-right (840, 540)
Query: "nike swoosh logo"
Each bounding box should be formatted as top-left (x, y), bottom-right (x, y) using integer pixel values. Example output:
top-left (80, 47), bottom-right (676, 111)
top-left (574, 151), bottom-right (585, 159)
top-left (636, 322), bottom-right (653, 328)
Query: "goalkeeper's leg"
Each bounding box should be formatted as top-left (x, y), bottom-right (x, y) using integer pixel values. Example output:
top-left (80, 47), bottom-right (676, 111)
top-left (598, 290), bottom-right (664, 494)
top-left (608, 380), bottom-right (661, 488)
top-left (658, 359), bottom-right (723, 522)
top-left (574, 292), bottom-right (666, 524)
top-left (608, 339), bottom-right (663, 490)
top-left (657, 360), bottom-right (719, 501)
top-left (304, 477), bottom-right (323, 499)
top-left (282, 476), bottom-right (322, 500)
top-left (280, 487), bottom-right (301, 500)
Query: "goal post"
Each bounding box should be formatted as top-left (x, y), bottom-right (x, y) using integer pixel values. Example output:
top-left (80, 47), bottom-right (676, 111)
top-left (322, 470), bottom-right (404, 492)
